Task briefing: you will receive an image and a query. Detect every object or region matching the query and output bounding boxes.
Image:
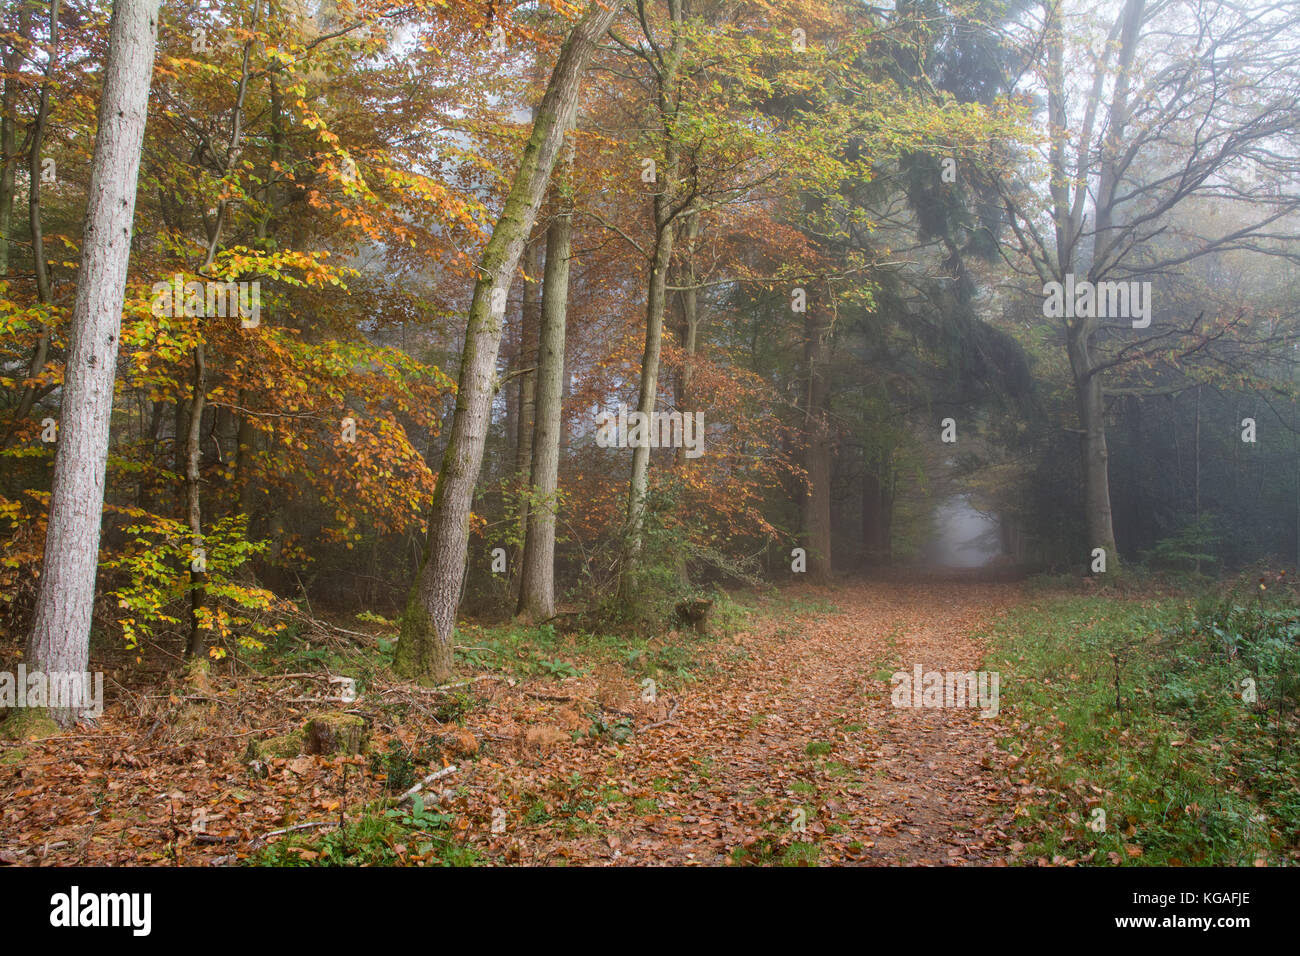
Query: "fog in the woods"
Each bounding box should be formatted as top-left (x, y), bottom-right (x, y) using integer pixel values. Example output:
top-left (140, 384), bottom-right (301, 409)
top-left (924, 496), bottom-right (1002, 569)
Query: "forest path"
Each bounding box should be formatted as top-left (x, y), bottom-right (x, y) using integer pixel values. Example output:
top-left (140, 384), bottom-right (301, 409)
top-left (0, 580), bottom-right (1025, 866)
top-left (510, 580), bottom-right (1024, 865)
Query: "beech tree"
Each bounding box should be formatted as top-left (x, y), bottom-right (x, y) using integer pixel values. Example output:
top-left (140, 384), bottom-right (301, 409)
top-left (996, 0), bottom-right (1300, 568)
top-left (517, 187), bottom-right (574, 622)
top-left (396, 0), bottom-right (625, 681)
top-left (22, 0), bottom-right (161, 727)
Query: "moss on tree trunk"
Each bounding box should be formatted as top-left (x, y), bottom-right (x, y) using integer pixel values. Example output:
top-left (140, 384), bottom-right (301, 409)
top-left (395, 588), bottom-right (453, 683)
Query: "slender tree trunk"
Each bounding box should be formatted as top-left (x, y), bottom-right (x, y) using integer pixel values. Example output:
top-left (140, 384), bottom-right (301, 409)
top-left (623, 216), bottom-right (675, 571)
top-left (396, 0), bottom-right (622, 681)
top-left (670, 213), bottom-right (699, 587)
top-left (801, 305), bottom-right (833, 583)
top-left (622, 1), bottom-right (684, 585)
top-left (510, 51), bottom-right (550, 561)
top-left (0, 2), bottom-right (31, 282)
top-left (22, 0), bottom-right (161, 727)
top-left (882, 468), bottom-right (895, 565)
top-left (12, 0), bottom-right (59, 426)
top-left (512, 232), bottom-right (542, 574)
top-left (1194, 384), bottom-right (1201, 573)
top-left (184, 345), bottom-right (208, 658)
top-left (517, 201), bottom-right (572, 622)
top-left (236, 394), bottom-right (258, 518)
top-left (861, 467), bottom-right (882, 565)
top-left (1059, 0), bottom-right (1141, 571)
top-left (136, 399), bottom-right (163, 511)
top-left (1067, 329), bottom-right (1118, 570)
top-left (181, 1), bottom-right (259, 659)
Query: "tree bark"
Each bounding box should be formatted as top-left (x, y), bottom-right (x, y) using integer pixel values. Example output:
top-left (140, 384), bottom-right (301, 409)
top-left (1068, 329), bottom-right (1117, 569)
top-left (517, 201), bottom-right (572, 622)
top-left (23, 0), bottom-right (161, 726)
top-left (12, 0), bottom-right (59, 427)
top-left (0, 2), bottom-right (32, 282)
top-left (861, 466), bottom-right (883, 565)
top-left (623, 216), bottom-right (676, 569)
top-left (622, 0), bottom-right (685, 587)
top-left (670, 212), bottom-right (699, 587)
top-left (1048, 0), bottom-right (1143, 571)
top-left (801, 305), bottom-right (833, 583)
top-left (512, 231), bottom-right (542, 574)
top-left (184, 344), bottom-right (208, 657)
top-left (396, 0), bottom-right (623, 681)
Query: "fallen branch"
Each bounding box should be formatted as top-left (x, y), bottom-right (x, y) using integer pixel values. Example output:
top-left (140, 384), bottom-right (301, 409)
top-left (320, 624), bottom-right (379, 644)
top-left (282, 696), bottom-right (362, 705)
top-left (264, 821), bottom-right (338, 839)
top-left (640, 696), bottom-right (680, 732)
top-left (253, 672), bottom-right (332, 682)
top-left (380, 676), bottom-right (499, 698)
top-left (283, 606), bottom-right (381, 646)
top-left (431, 676), bottom-right (498, 692)
top-left (396, 764), bottom-right (458, 805)
top-left (246, 820), bottom-right (339, 850)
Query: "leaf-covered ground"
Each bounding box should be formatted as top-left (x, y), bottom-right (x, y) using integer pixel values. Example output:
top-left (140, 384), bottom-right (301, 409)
top-left (0, 581), bottom-right (1026, 866)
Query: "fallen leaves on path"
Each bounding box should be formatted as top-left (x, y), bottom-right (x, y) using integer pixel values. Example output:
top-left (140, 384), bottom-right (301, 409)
top-left (0, 581), bottom-right (1026, 866)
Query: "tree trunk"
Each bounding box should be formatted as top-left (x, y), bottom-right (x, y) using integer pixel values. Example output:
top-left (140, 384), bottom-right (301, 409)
top-left (801, 306), bottom-right (833, 583)
top-left (12, 0), bottom-right (59, 427)
top-left (517, 201), bottom-right (572, 622)
top-left (622, 2), bottom-right (684, 586)
top-left (512, 231), bottom-right (542, 577)
top-left (236, 390), bottom-right (258, 519)
top-left (0, 2), bottom-right (31, 282)
top-left (396, 0), bottom-right (622, 682)
top-left (861, 467), bottom-right (883, 565)
top-left (670, 213), bottom-right (699, 587)
top-left (622, 216), bottom-right (676, 574)
top-left (184, 344), bottom-right (208, 658)
top-left (1068, 329), bottom-right (1118, 570)
top-left (22, 0), bottom-right (161, 726)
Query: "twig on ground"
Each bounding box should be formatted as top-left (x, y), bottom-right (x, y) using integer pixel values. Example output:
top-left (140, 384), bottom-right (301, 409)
top-left (396, 764), bottom-right (458, 805)
top-left (253, 672), bottom-right (332, 682)
top-left (246, 820), bottom-right (339, 850)
top-left (640, 696), bottom-right (681, 732)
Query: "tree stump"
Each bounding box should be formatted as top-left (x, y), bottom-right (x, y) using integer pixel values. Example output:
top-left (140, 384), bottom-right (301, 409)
top-left (673, 598), bottom-right (714, 636)
top-left (302, 712), bottom-right (368, 755)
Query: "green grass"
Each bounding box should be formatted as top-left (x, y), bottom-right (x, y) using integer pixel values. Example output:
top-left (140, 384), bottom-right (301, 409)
top-left (981, 585), bottom-right (1300, 865)
top-left (729, 833), bottom-right (821, 866)
top-left (248, 795), bottom-right (480, 867)
top-left (456, 603), bottom-right (742, 689)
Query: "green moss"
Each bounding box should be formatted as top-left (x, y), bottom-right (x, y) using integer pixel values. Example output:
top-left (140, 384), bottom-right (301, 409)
top-left (394, 592), bottom-right (451, 683)
top-left (0, 708), bottom-right (61, 741)
top-left (248, 730), bottom-right (305, 759)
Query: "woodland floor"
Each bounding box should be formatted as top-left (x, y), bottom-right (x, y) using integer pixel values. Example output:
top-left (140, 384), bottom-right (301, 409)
top-left (0, 581), bottom-right (1029, 866)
